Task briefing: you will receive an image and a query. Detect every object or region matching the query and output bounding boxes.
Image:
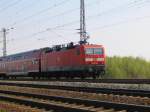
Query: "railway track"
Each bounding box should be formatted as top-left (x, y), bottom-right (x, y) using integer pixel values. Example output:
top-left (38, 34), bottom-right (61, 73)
top-left (0, 78), bottom-right (150, 84)
top-left (0, 89), bottom-right (149, 112)
top-left (0, 81), bottom-right (149, 98)
top-left (0, 80), bottom-right (150, 111)
top-left (0, 100), bottom-right (44, 112)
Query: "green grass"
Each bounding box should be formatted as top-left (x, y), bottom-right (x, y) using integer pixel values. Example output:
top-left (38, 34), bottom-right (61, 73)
top-left (0, 110), bottom-right (7, 112)
top-left (104, 56), bottom-right (150, 79)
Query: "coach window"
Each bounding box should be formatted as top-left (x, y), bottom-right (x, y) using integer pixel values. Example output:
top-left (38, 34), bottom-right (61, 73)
top-left (32, 59), bottom-right (38, 64)
top-left (35, 59), bottom-right (39, 64)
top-left (3, 64), bottom-right (5, 69)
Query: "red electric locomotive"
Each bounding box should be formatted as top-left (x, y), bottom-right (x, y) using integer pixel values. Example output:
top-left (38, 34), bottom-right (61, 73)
top-left (0, 42), bottom-right (105, 79)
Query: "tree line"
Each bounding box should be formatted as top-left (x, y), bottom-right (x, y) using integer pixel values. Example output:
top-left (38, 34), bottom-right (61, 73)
top-left (105, 56), bottom-right (150, 79)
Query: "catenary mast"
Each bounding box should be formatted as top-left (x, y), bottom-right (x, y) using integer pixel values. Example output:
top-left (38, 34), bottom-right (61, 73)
top-left (2, 28), bottom-right (7, 57)
top-left (80, 0), bottom-right (89, 44)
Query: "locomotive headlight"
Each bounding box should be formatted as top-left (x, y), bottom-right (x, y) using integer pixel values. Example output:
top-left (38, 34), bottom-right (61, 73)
top-left (85, 58), bottom-right (93, 61)
top-left (97, 58), bottom-right (104, 61)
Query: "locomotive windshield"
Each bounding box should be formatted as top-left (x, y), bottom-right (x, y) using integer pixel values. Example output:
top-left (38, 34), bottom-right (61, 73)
top-left (85, 48), bottom-right (103, 55)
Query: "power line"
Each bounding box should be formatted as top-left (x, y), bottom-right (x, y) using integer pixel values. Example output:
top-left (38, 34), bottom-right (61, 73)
top-left (14, 0), bottom-right (149, 35)
top-left (9, 0), bottom-right (70, 27)
top-left (9, 19), bottom-right (79, 42)
top-left (33, 0), bottom-right (149, 26)
top-left (6, 0), bottom-right (50, 29)
top-left (0, 0), bottom-right (16, 10)
top-left (40, 0), bottom-right (150, 31)
top-left (89, 0), bottom-right (149, 19)
top-left (12, 0), bottom-right (101, 28)
top-left (6, 19), bottom-right (79, 44)
top-left (10, 14), bottom-right (150, 44)
top-left (7, 0), bottom-right (150, 44)
top-left (14, 0), bottom-right (40, 15)
top-left (5, 0), bottom-right (42, 24)
top-left (90, 15), bottom-right (150, 33)
top-left (0, 0), bottom-right (22, 14)
top-left (5, 0), bottom-right (146, 39)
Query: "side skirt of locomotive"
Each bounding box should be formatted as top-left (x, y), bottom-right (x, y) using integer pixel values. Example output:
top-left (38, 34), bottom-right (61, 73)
top-left (36, 65), bottom-right (105, 79)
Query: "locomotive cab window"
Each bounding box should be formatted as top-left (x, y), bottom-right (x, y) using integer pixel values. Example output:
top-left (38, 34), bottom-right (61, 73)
top-left (94, 48), bottom-right (103, 54)
top-left (85, 48), bottom-right (93, 54)
top-left (85, 48), bottom-right (103, 55)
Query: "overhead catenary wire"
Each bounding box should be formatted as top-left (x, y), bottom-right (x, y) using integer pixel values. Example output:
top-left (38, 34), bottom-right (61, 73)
top-left (0, 0), bottom-right (17, 10)
top-left (8, 14), bottom-right (150, 45)
top-left (14, 0), bottom-right (40, 15)
top-left (0, 0), bottom-right (22, 14)
top-left (90, 15), bottom-right (150, 33)
top-left (36, 0), bottom-right (150, 29)
top-left (11, 0), bottom-right (102, 28)
top-left (8, 0), bottom-right (70, 27)
top-left (13, 0), bottom-right (149, 34)
top-left (6, 0), bottom-right (150, 44)
top-left (16, 0), bottom-right (150, 33)
top-left (7, 0), bottom-right (141, 29)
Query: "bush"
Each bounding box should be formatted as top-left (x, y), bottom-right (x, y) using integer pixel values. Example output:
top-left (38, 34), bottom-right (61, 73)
top-left (105, 56), bottom-right (150, 79)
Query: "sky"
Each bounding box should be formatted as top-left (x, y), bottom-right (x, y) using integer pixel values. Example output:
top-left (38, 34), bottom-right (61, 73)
top-left (0, 0), bottom-right (150, 59)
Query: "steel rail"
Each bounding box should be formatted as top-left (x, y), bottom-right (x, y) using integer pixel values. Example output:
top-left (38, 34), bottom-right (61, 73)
top-left (0, 82), bottom-right (149, 97)
top-left (0, 95), bottom-right (90, 112)
top-left (0, 79), bottom-right (150, 84)
top-left (0, 90), bottom-right (150, 112)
